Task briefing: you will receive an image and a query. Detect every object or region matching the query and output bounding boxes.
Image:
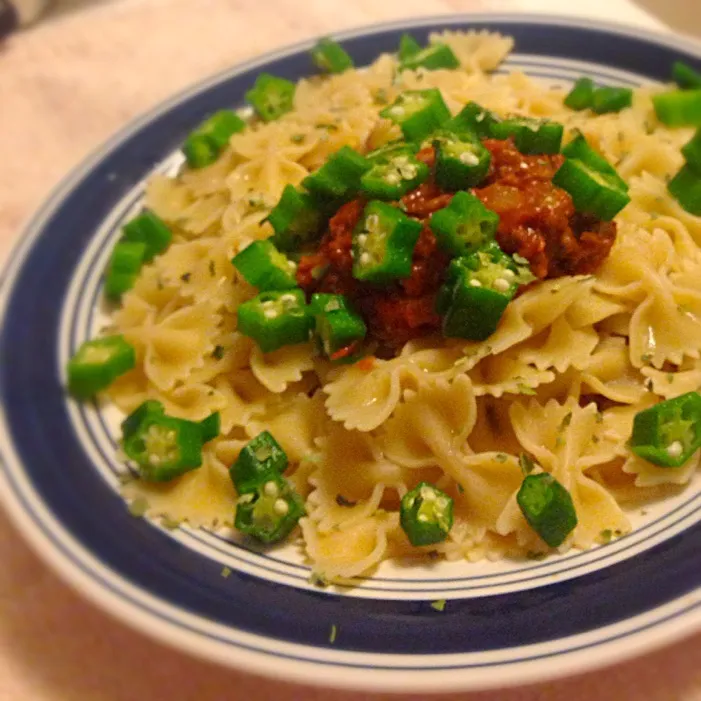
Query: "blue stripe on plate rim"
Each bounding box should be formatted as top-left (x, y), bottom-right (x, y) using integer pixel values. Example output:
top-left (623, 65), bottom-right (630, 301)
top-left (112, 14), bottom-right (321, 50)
top-left (0, 14), bottom-right (700, 693)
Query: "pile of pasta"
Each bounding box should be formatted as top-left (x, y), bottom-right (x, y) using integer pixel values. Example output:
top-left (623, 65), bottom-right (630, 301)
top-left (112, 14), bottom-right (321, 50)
top-left (108, 31), bottom-right (701, 581)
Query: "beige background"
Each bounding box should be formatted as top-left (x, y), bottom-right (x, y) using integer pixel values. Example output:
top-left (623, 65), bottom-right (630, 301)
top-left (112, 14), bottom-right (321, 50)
top-left (1, 1), bottom-right (700, 699)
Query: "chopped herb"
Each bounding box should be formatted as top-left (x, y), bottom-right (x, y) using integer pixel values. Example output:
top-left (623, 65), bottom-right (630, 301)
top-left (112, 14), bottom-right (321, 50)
top-left (430, 599), bottom-right (447, 612)
top-left (595, 411), bottom-right (604, 424)
top-left (456, 483), bottom-right (465, 494)
top-left (336, 494), bottom-right (357, 507)
top-left (592, 435), bottom-right (600, 444)
top-left (291, 134), bottom-right (305, 144)
top-left (128, 497), bottom-right (150, 518)
top-left (207, 389), bottom-right (214, 396)
top-left (374, 88), bottom-right (389, 105)
top-left (517, 383), bottom-right (537, 396)
top-left (118, 471), bottom-right (136, 486)
top-left (645, 378), bottom-right (654, 392)
top-left (221, 566), bottom-right (232, 578)
top-left (559, 412), bottom-right (573, 432)
top-left (161, 515), bottom-right (182, 530)
top-left (526, 550), bottom-right (546, 561)
top-left (209, 260), bottom-right (216, 277)
top-left (310, 571), bottom-right (329, 587)
top-left (667, 373), bottom-right (675, 384)
top-left (641, 353), bottom-right (653, 363)
top-left (157, 279), bottom-right (164, 291)
top-left (519, 453), bottom-right (535, 475)
top-left (329, 624), bottom-right (338, 643)
top-left (180, 272), bottom-right (191, 283)
top-left (212, 345), bottom-right (225, 360)
top-left (316, 123), bottom-right (339, 131)
top-left (555, 435), bottom-right (564, 448)
top-left (495, 453), bottom-right (508, 463)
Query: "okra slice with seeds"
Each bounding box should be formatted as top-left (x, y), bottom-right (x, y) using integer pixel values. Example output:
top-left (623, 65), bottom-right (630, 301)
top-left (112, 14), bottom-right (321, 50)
top-left (400, 482), bottom-right (454, 546)
top-left (629, 392), bottom-right (701, 467)
top-left (232, 239), bottom-right (298, 291)
top-left (237, 289), bottom-right (313, 353)
top-left (351, 201), bottom-right (422, 283)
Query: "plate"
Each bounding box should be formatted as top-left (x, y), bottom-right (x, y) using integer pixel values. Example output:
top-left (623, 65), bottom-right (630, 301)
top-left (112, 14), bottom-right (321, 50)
top-left (1, 14), bottom-right (701, 694)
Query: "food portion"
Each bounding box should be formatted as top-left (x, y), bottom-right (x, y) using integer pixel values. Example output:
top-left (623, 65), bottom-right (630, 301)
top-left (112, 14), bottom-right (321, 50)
top-left (67, 31), bottom-right (701, 583)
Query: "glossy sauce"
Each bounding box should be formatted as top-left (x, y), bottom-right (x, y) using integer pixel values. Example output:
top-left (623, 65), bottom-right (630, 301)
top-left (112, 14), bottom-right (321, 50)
top-left (297, 139), bottom-right (616, 352)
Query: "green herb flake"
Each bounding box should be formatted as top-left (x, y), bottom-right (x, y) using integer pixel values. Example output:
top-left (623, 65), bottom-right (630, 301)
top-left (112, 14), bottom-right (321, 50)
top-left (519, 453), bottom-right (535, 475)
top-left (316, 123), bottom-right (339, 132)
top-left (128, 497), bottom-right (150, 518)
top-left (291, 134), bottom-right (305, 144)
top-left (516, 383), bottom-right (537, 396)
top-left (209, 260), bottom-right (216, 277)
top-left (221, 566), bottom-right (232, 579)
top-left (430, 599), bottom-right (447, 612)
top-left (117, 471), bottom-right (136, 486)
top-left (559, 412), bottom-right (573, 432)
top-left (600, 529), bottom-right (613, 544)
top-left (456, 484), bottom-right (465, 494)
top-left (212, 345), bottom-right (225, 360)
top-left (526, 550), bottom-right (546, 561)
top-left (645, 378), bottom-right (654, 392)
top-left (592, 435), bottom-right (600, 444)
top-left (310, 571), bottom-right (329, 588)
top-left (373, 88), bottom-right (389, 105)
top-left (161, 515), bottom-right (182, 530)
top-left (641, 353), bottom-right (653, 363)
top-left (329, 624), bottom-right (338, 643)
top-left (495, 453), bottom-right (508, 463)
top-left (336, 494), bottom-right (357, 508)
top-left (180, 272), bottom-right (191, 283)
top-left (667, 373), bottom-right (675, 384)
top-left (595, 411), bottom-right (604, 424)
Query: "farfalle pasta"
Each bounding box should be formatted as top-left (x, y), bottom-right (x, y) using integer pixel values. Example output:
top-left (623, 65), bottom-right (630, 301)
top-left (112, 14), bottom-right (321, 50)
top-left (59, 29), bottom-right (700, 583)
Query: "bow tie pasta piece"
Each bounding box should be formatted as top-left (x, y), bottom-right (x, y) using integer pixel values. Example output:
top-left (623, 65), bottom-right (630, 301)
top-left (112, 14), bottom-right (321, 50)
top-left (249, 343), bottom-right (316, 393)
top-left (121, 447), bottom-right (238, 528)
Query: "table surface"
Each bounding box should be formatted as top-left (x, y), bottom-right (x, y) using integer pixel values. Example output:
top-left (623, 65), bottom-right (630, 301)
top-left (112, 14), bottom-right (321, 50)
top-left (1, 1), bottom-right (701, 699)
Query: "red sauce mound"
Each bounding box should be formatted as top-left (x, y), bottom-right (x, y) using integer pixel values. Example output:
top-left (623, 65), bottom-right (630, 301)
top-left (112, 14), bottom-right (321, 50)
top-left (297, 139), bottom-right (617, 352)
top-left (475, 140), bottom-right (616, 278)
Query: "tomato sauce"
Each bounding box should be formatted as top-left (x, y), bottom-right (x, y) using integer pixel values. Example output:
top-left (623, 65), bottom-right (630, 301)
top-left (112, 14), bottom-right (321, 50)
top-left (296, 138), bottom-right (617, 352)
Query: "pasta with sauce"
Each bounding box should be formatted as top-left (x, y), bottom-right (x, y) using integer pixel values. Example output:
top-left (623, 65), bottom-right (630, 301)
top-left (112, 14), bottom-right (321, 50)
top-left (94, 29), bottom-right (701, 583)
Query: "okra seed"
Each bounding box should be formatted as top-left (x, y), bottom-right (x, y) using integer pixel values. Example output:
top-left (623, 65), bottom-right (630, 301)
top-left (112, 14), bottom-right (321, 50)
top-left (469, 279), bottom-right (482, 287)
top-left (366, 214), bottom-right (380, 232)
top-left (459, 151), bottom-right (479, 166)
top-left (273, 498), bottom-right (289, 516)
top-left (263, 481), bottom-right (279, 497)
top-left (357, 234), bottom-right (367, 244)
top-left (418, 514), bottom-right (429, 522)
top-left (503, 269), bottom-right (516, 278)
top-left (391, 106), bottom-right (405, 117)
top-left (360, 252), bottom-right (371, 265)
top-left (493, 278), bottom-right (510, 292)
top-left (667, 440), bottom-right (684, 458)
top-left (263, 308), bottom-right (278, 319)
top-left (385, 173), bottom-right (401, 185)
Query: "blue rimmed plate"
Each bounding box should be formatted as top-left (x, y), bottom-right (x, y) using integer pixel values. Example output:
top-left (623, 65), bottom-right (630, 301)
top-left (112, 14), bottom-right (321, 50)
top-left (1, 14), bottom-right (701, 693)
